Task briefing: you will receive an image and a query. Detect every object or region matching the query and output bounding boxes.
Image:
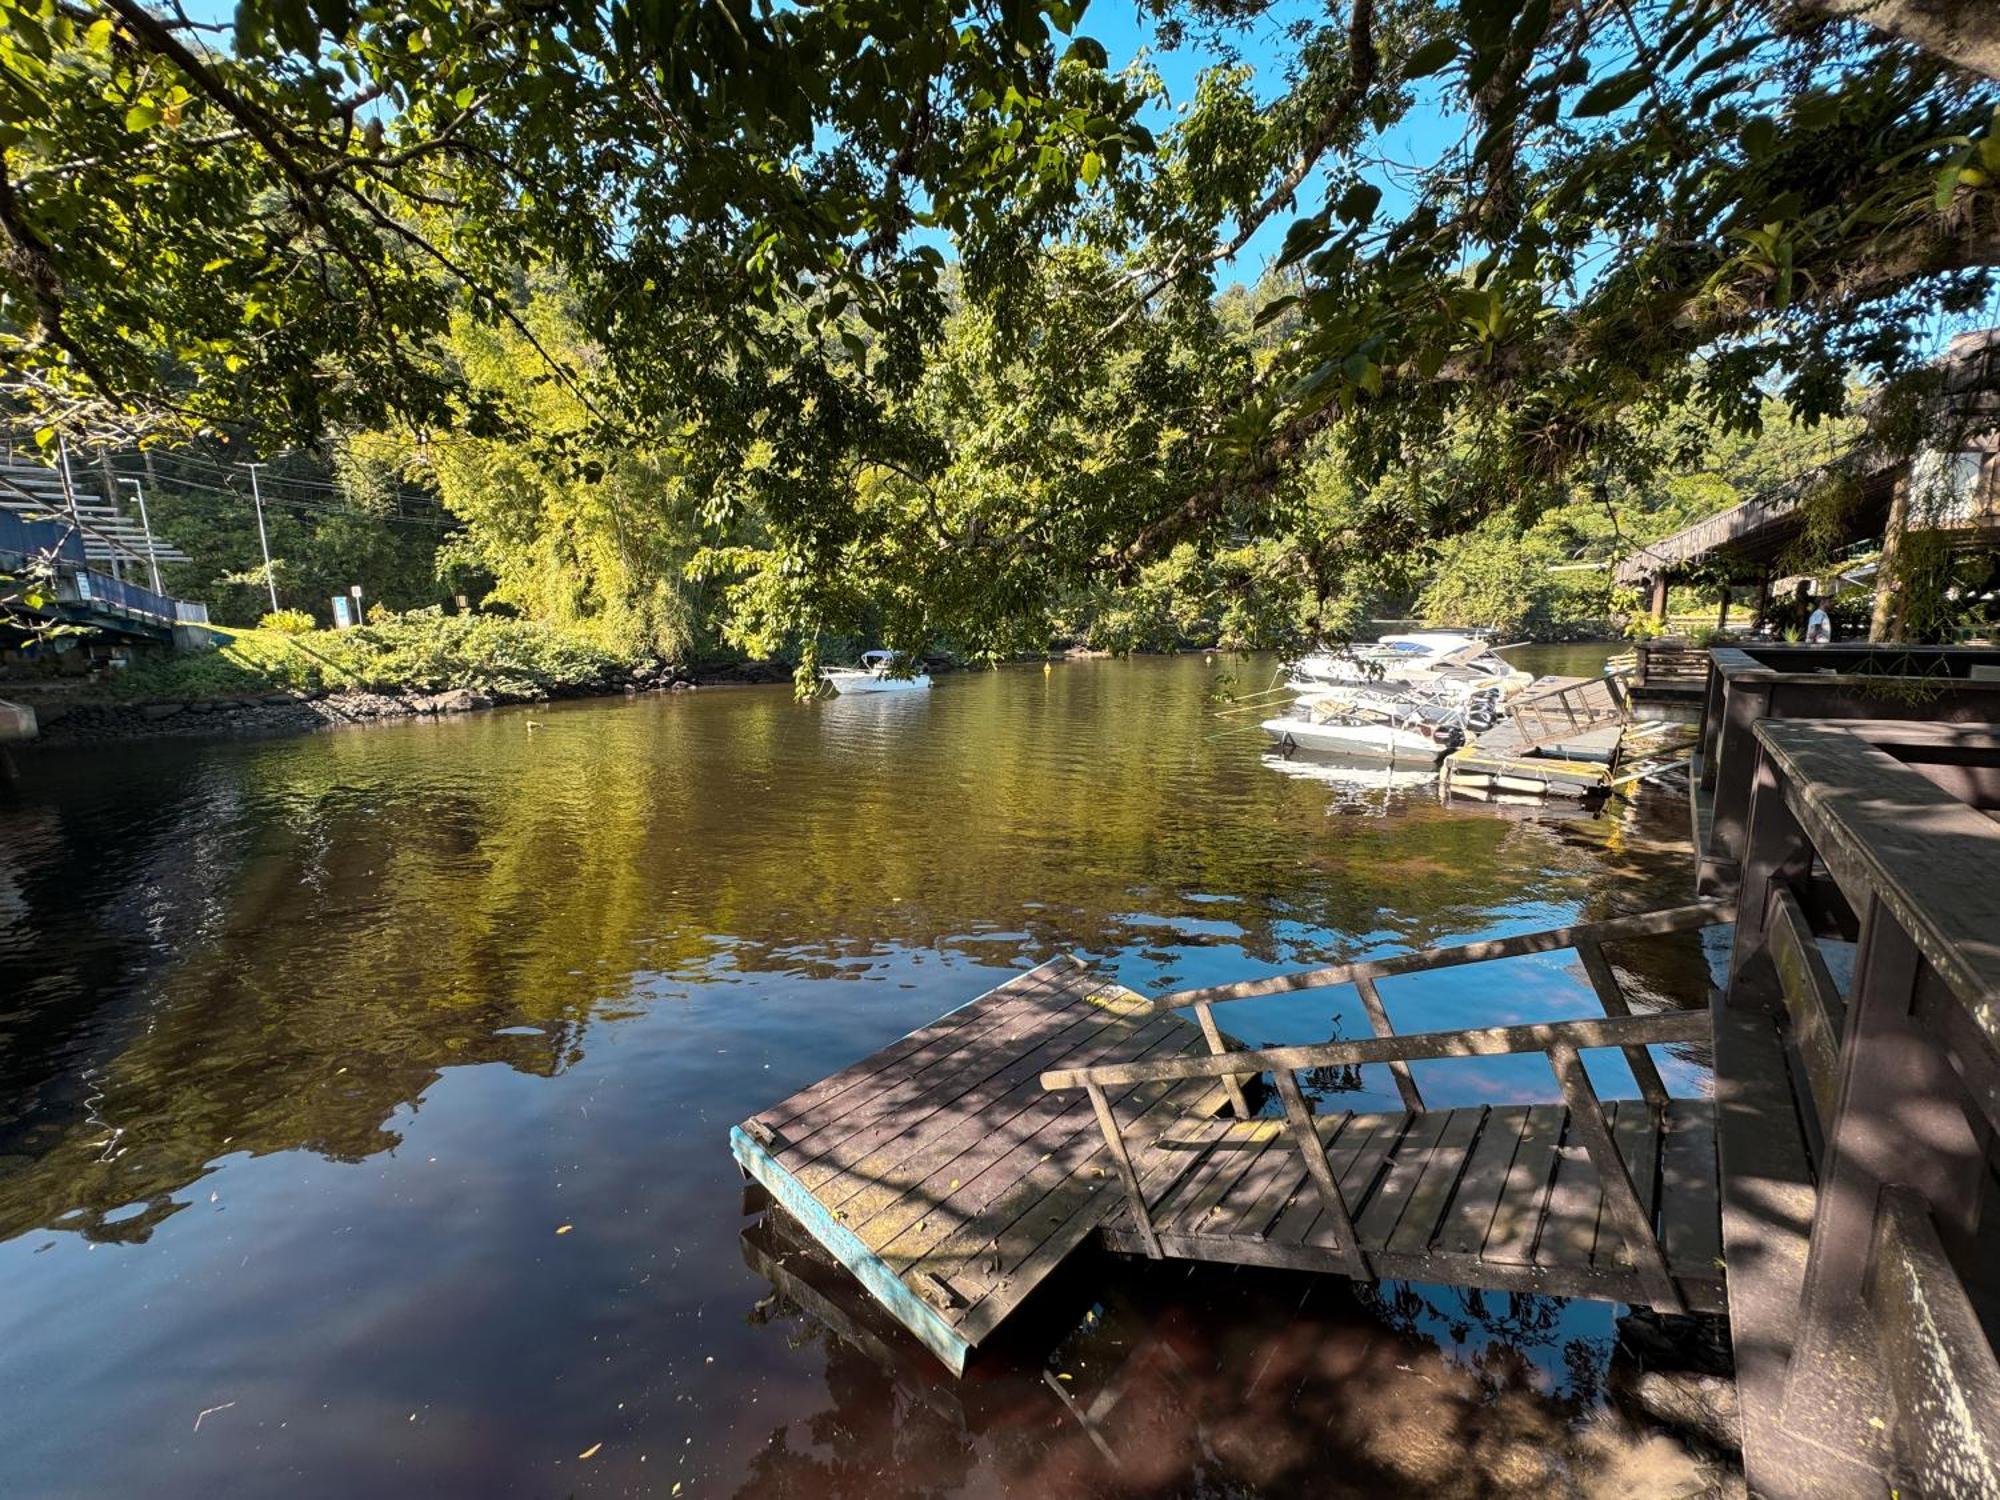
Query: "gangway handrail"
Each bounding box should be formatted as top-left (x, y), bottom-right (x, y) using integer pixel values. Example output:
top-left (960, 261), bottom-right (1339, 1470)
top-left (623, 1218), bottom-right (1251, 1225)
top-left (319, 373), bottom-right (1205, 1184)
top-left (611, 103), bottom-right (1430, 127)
top-left (1042, 1008), bottom-right (1710, 1311)
top-left (1156, 901), bottom-right (1731, 1013)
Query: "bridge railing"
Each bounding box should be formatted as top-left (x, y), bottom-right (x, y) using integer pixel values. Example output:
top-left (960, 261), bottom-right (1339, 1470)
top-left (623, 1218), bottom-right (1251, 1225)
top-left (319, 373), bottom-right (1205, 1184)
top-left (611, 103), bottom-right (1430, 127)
top-left (1724, 718), bottom-right (2000, 1497)
top-left (67, 567), bottom-right (179, 626)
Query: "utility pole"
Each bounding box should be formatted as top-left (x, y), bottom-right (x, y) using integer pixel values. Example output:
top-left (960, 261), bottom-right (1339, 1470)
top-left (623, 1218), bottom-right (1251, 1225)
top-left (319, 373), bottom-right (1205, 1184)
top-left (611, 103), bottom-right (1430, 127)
top-left (243, 462), bottom-right (279, 611)
top-left (119, 478), bottom-right (163, 594)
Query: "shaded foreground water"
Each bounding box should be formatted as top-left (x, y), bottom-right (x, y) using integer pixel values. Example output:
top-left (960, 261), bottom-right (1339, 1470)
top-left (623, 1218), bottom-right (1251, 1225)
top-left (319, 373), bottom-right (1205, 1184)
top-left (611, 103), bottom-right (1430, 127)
top-left (0, 651), bottom-right (1732, 1497)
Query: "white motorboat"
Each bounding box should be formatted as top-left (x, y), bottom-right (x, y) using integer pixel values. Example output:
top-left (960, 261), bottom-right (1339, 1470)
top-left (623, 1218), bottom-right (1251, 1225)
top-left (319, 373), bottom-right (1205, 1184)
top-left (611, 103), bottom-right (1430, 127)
top-left (1287, 633), bottom-right (1533, 700)
top-left (1262, 691), bottom-right (1472, 762)
top-left (821, 649), bottom-right (932, 695)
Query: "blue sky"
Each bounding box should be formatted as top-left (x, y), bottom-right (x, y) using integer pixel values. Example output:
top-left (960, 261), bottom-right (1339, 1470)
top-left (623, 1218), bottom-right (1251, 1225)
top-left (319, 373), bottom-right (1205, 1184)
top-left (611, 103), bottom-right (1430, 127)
top-left (1081, 0), bottom-right (1467, 287)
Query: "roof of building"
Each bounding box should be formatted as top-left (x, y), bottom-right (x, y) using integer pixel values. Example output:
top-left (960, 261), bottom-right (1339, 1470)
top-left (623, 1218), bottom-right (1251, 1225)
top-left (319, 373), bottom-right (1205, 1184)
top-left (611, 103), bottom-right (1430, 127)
top-left (1613, 329), bottom-right (2000, 587)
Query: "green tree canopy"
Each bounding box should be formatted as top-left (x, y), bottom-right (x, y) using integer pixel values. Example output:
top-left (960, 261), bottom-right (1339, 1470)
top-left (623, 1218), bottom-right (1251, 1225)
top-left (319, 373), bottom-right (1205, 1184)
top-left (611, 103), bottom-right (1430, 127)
top-left (4, 0), bottom-right (1995, 657)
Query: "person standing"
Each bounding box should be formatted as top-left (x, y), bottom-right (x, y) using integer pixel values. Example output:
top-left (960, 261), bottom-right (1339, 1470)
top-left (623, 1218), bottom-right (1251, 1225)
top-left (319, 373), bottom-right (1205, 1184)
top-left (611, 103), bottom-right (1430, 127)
top-left (1806, 600), bottom-right (1833, 643)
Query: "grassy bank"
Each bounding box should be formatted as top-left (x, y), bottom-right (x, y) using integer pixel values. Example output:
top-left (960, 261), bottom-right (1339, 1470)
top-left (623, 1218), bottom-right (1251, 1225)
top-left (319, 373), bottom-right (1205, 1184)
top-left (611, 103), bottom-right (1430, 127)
top-left (105, 611), bottom-right (642, 703)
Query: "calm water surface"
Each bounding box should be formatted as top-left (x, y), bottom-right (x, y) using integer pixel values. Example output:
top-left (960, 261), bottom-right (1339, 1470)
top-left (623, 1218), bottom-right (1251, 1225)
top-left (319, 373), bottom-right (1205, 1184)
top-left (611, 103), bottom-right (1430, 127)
top-left (0, 651), bottom-right (1725, 1498)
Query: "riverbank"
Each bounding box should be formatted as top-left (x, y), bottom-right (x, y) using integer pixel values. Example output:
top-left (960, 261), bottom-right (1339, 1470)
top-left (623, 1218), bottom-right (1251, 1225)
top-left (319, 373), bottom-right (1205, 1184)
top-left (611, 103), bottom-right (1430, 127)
top-left (6, 612), bottom-right (798, 748)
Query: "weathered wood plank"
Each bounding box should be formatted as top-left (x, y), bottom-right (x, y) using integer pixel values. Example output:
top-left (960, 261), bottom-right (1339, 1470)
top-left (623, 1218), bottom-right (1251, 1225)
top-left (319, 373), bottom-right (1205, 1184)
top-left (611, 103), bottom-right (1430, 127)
top-left (791, 993), bottom-right (1138, 1191)
top-left (1384, 1106), bottom-right (1487, 1257)
top-left (819, 1005), bottom-right (1186, 1216)
top-left (758, 959), bottom-right (1081, 1134)
top-left (1766, 883), bottom-right (1846, 1133)
top-left (1273, 1112), bottom-right (1406, 1247)
top-left (1869, 1185), bottom-right (2000, 1495)
top-left (1592, 1101), bottom-right (1663, 1271)
top-left (835, 1020), bottom-right (1194, 1246)
top-left (1157, 1120), bottom-right (1285, 1235)
top-left (774, 970), bottom-right (1103, 1161)
top-left (731, 1124), bottom-right (973, 1375)
top-left (1350, 1108), bottom-right (1453, 1249)
top-left (1213, 1113), bottom-right (1350, 1241)
top-left (1481, 1104), bottom-right (1565, 1265)
top-left (1534, 1103), bottom-right (1606, 1271)
top-left (878, 1042), bottom-right (1207, 1279)
top-left (1756, 720), bottom-right (2000, 1056)
top-left (1043, 1010), bottom-right (1712, 1092)
top-left (951, 1090), bottom-right (1229, 1342)
top-left (1273, 1068), bottom-right (1368, 1275)
top-left (1432, 1105), bottom-right (1531, 1258)
top-left (1657, 1101), bottom-right (1721, 1279)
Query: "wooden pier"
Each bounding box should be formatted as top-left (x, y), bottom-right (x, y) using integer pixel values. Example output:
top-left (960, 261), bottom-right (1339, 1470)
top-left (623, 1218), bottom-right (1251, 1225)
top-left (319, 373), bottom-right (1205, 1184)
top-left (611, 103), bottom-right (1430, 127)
top-left (735, 906), bottom-right (1748, 1370)
top-left (1446, 672), bottom-right (1627, 799)
top-left (730, 956), bottom-right (1233, 1373)
top-left (735, 646), bottom-right (2000, 1498)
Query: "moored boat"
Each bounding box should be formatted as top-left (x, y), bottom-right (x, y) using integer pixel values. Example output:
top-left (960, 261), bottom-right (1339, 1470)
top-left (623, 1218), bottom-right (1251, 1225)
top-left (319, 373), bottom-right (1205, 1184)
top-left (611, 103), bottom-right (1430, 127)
top-left (1287, 632), bottom-right (1533, 700)
top-left (821, 649), bottom-right (932, 694)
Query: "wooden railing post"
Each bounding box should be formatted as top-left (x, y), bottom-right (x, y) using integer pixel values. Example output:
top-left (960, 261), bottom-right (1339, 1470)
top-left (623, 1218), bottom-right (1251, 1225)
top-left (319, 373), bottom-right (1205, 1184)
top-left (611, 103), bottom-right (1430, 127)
top-left (1271, 1068), bottom-right (1369, 1280)
top-left (1547, 1041), bottom-right (1683, 1313)
top-left (1572, 936), bottom-right (1670, 1110)
top-left (1354, 975), bottom-right (1425, 1112)
top-left (1191, 1000), bottom-right (1252, 1119)
top-left (1780, 898), bottom-right (1983, 1455)
top-left (1083, 1082), bottom-right (1162, 1259)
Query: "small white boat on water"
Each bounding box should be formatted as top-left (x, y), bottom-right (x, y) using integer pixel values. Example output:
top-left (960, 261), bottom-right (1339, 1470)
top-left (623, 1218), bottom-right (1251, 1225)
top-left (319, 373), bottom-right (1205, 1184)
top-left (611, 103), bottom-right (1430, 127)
top-left (821, 649), bottom-right (932, 695)
top-left (1287, 632), bottom-right (1533, 700)
top-left (1262, 690), bottom-right (1472, 762)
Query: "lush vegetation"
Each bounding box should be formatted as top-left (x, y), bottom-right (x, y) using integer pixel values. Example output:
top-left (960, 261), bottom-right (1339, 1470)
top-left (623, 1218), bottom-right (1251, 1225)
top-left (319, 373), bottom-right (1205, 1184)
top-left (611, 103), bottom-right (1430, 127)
top-left (4, 1), bottom-right (1995, 669)
top-left (99, 610), bottom-right (630, 702)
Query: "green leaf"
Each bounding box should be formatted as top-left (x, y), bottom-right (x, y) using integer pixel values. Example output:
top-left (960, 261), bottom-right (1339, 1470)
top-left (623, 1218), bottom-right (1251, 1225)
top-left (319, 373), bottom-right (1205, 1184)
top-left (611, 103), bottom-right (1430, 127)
top-left (124, 103), bottom-right (161, 132)
top-left (1335, 181), bottom-right (1382, 225)
top-left (1062, 36), bottom-right (1107, 70)
top-left (1275, 213), bottom-right (1331, 270)
top-left (1253, 294), bottom-right (1300, 329)
top-left (1572, 69), bottom-right (1648, 118)
top-left (1080, 150), bottom-right (1101, 186)
top-left (1402, 37), bottom-right (1458, 79)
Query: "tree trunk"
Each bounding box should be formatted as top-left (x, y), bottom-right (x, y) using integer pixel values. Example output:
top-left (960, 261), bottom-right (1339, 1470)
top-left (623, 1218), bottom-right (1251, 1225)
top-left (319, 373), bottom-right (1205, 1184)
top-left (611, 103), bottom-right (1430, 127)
top-left (1869, 474), bottom-right (1912, 642)
top-left (1802, 0), bottom-right (2000, 82)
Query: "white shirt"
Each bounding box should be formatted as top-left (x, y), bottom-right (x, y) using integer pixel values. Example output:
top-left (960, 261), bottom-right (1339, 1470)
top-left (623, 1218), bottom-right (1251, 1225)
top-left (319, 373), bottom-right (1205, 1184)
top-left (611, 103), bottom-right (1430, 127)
top-left (1806, 607), bottom-right (1831, 642)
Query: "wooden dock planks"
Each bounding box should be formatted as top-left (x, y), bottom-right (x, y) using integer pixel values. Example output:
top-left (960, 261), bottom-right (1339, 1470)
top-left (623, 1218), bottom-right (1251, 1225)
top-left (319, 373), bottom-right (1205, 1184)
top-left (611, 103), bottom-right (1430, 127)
top-left (737, 957), bottom-right (1734, 1377)
top-left (1094, 1099), bottom-right (1727, 1313)
top-left (731, 956), bottom-right (1230, 1372)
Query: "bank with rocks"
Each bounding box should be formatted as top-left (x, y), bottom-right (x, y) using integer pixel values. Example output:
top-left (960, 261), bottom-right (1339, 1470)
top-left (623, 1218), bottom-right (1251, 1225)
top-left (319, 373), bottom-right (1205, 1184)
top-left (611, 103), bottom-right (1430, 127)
top-left (4, 610), bottom-right (816, 748)
top-left (21, 661), bottom-right (726, 747)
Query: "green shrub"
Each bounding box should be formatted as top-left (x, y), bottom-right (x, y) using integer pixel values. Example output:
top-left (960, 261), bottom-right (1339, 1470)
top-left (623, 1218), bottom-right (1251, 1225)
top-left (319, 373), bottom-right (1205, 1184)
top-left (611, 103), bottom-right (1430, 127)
top-left (259, 608), bottom-right (317, 635)
top-left (107, 609), bottom-right (636, 702)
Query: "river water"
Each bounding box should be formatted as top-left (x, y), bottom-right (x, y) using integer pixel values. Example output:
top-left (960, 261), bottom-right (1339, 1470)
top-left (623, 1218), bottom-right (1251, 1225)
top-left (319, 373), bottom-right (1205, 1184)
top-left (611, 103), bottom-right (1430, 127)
top-left (0, 650), bottom-right (1727, 1498)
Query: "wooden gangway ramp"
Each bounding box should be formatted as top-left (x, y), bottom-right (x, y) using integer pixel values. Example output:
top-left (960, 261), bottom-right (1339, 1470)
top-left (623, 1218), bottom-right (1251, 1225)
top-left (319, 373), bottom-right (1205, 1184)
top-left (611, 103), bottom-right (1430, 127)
top-left (730, 956), bottom-right (1232, 1373)
top-left (1087, 1098), bottom-right (1724, 1313)
top-left (737, 904), bottom-right (1769, 1372)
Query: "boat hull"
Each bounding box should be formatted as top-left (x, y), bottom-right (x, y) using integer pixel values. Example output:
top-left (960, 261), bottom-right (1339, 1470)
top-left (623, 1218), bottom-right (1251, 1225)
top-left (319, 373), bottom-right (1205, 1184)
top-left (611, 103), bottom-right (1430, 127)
top-left (1261, 716), bottom-right (1443, 761)
top-left (823, 670), bottom-right (933, 695)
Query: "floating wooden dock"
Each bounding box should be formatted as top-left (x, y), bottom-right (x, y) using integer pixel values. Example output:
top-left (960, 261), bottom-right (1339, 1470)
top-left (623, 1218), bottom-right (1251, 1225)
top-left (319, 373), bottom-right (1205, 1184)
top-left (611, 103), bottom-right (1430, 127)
top-left (729, 956), bottom-right (1232, 1373)
top-left (734, 906), bottom-right (1754, 1371)
top-left (1445, 673), bottom-right (1626, 799)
